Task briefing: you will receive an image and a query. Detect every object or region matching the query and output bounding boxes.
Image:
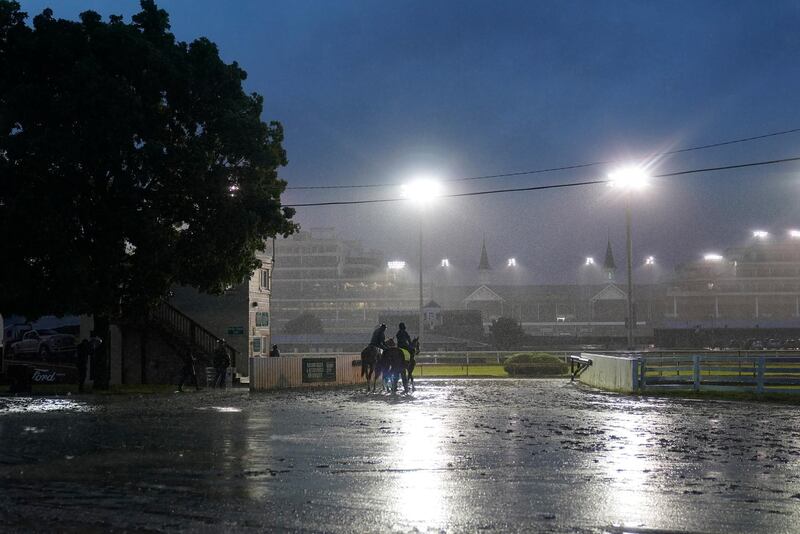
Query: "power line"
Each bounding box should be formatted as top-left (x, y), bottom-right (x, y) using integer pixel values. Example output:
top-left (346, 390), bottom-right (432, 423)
top-left (286, 126), bottom-right (800, 191)
top-left (285, 155), bottom-right (800, 208)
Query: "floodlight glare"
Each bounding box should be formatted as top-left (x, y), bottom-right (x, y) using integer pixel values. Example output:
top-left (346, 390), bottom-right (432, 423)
top-left (703, 253), bottom-right (724, 262)
top-left (607, 166), bottom-right (649, 190)
top-left (585, 257), bottom-right (595, 265)
top-left (790, 229), bottom-right (800, 238)
top-left (441, 258), bottom-right (450, 267)
top-left (753, 230), bottom-right (769, 239)
top-left (507, 258), bottom-right (517, 267)
top-left (387, 261), bottom-right (406, 270)
top-left (645, 256), bottom-right (655, 265)
top-left (401, 177), bottom-right (442, 205)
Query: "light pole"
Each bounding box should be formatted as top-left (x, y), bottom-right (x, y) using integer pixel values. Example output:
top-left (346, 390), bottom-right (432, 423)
top-left (401, 178), bottom-right (443, 349)
top-left (608, 166), bottom-right (649, 350)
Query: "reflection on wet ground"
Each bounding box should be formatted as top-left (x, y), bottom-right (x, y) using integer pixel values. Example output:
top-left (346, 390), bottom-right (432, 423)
top-left (1, 379), bottom-right (800, 532)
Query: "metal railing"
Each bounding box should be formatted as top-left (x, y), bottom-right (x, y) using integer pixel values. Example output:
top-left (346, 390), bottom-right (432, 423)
top-left (640, 351), bottom-right (800, 394)
top-left (152, 301), bottom-right (238, 368)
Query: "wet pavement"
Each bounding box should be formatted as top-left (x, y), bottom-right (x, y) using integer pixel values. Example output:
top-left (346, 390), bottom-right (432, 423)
top-left (1, 379), bottom-right (800, 533)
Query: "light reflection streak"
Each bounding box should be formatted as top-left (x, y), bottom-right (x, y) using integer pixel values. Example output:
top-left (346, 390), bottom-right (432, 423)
top-left (0, 398), bottom-right (92, 414)
top-left (388, 410), bottom-right (450, 530)
top-left (601, 411), bottom-right (654, 527)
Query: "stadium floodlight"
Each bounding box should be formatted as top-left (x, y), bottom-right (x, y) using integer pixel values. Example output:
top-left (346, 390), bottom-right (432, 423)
top-left (703, 253), bottom-right (724, 262)
top-left (645, 256), bottom-right (655, 265)
top-left (507, 258), bottom-right (517, 267)
top-left (753, 230), bottom-right (769, 239)
top-left (387, 261), bottom-right (406, 270)
top-left (790, 229), bottom-right (800, 238)
top-left (585, 257), bottom-right (595, 266)
top-left (441, 258), bottom-right (450, 267)
top-left (402, 175), bottom-right (443, 349)
top-left (608, 164), bottom-right (650, 349)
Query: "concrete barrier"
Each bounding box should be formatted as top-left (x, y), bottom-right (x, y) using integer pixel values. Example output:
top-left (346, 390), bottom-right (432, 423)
top-left (577, 352), bottom-right (640, 393)
top-left (249, 354), bottom-right (362, 391)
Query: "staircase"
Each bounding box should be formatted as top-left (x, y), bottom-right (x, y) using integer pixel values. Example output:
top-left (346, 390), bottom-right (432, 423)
top-left (150, 300), bottom-right (238, 375)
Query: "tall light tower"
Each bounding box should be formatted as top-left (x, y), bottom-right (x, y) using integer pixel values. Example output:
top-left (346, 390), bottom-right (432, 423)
top-left (608, 166), bottom-right (649, 350)
top-left (401, 178), bottom-right (442, 350)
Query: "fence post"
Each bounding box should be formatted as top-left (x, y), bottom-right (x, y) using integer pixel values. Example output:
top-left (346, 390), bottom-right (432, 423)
top-left (466, 355), bottom-right (470, 377)
top-left (756, 356), bottom-right (765, 394)
top-left (639, 357), bottom-right (646, 391)
top-left (692, 354), bottom-right (700, 392)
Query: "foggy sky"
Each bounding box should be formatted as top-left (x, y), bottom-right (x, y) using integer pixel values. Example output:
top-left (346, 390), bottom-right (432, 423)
top-left (22, 1), bottom-right (800, 283)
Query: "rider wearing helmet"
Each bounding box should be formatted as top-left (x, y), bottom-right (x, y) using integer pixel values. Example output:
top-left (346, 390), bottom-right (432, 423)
top-left (369, 323), bottom-right (388, 350)
top-left (396, 322), bottom-right (412, 355)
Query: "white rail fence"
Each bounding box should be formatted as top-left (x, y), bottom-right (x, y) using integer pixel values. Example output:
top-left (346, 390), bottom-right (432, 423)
top-left (573, 351), bottom-right (800, 394)
top-left (641, 354), bottom-right (800, 394)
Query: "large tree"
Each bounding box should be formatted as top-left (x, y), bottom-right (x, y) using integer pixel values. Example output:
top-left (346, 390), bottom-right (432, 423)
top-left (490, 316), bottom-right (525, 350)
top-left (0, 1), bottom-right (296, 320)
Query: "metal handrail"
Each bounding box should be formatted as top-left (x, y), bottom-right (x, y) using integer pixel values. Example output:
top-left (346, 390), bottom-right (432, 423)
top-left (152, 301), bottom-right (238, 368)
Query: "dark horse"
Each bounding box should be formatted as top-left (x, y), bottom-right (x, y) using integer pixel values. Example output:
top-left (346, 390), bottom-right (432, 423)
top-left (381, 337), bottom-right (419, 393)
top-left (360, 344), bottom-right (382, 392)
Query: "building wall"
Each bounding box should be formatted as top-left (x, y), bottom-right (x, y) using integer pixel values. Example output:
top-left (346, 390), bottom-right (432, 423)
top-left (666, 239), bottom-right (800, 324)
top-left (167, 249), bottom-right (273, 376)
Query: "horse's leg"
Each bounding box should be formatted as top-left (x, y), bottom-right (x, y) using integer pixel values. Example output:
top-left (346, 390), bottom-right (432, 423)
top-left (401, 367), bottom-right (408, 393)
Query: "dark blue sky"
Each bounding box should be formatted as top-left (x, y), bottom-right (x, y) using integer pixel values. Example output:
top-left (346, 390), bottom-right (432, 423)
top-left (23, 1), bottom-right (800, 282)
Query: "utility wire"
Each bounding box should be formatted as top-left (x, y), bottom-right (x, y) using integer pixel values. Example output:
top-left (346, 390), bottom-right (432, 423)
top-left (286, 126), bottom-right (800, 191)
top-left (285, 155), bottom-right (800, 208)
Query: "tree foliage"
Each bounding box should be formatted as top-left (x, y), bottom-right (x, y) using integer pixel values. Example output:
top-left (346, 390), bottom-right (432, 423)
top-left (284, 313), bottom-right (324, 335)
top-left (0, 1), bottom-right (296, 320)
top-left (490, 316), bottom-right (525, 350)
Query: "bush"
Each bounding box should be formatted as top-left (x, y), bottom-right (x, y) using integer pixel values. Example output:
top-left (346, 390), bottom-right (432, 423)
top-left (503, 352), bottom-right (568, 377)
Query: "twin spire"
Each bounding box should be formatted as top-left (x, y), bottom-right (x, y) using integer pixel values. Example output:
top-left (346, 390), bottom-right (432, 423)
top-left (476, 235), bottom-right (617, 281)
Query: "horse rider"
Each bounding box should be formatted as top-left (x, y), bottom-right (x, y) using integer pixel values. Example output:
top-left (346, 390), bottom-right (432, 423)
top-left (396, 322), bottom-right (412, 358)
top-left (369, 323), bottom-right (388, 352)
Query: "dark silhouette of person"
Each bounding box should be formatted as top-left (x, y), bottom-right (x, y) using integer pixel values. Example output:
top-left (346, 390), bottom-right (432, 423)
top-left (369, 324), bottom-right (387, 350)
top-left (212, 340), bottom-right (230, 388)
top-left (89, 332), bottom-right (107, 390)
top-left (269, 345), bottom-right (280, 358)
top-left (396, 322), bottom-right (412, 354)
top-left (177, 351), bottom-right (199, 392)
top-left (76, 339), bottom-right (90, 393)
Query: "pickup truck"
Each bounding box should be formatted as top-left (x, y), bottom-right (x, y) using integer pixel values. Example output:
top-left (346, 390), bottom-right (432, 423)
top-left (9, 328), bottom-right (77, 361)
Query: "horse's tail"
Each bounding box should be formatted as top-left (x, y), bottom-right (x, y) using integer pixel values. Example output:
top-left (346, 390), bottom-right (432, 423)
top-left (360, 346), bottom-right (368, 377)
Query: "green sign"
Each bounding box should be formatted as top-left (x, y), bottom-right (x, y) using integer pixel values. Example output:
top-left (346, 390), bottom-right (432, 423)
top-left (227, 326), bottom-right (245, 335)
top-left (302, 358), bottom-right (336, 383)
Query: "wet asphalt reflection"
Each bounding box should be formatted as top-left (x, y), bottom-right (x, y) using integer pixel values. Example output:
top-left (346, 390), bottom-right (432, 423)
top-left (1, 379), bottom-right (800, 533)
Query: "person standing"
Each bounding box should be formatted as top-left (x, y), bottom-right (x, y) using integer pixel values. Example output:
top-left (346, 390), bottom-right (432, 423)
top-left (89, 332), bottom-right (107, 390)
top-left (269, 345), bottom-right (280, 358)
top-left (177, 351), bottom-right (199, 392)
top-left (212, 340), bottom-right (230, 388)
top-left (76, 339), bottom-right (90, 393)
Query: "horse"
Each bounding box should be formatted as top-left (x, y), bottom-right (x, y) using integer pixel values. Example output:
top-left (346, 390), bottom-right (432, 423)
top-left (360, 344), bottom-right (382, 392)
top-left (382, 337), bottom-right (419, 393)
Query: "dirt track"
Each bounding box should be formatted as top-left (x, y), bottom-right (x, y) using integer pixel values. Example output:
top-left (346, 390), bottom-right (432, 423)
top-left (1, 379), bottom-right (799, 533)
